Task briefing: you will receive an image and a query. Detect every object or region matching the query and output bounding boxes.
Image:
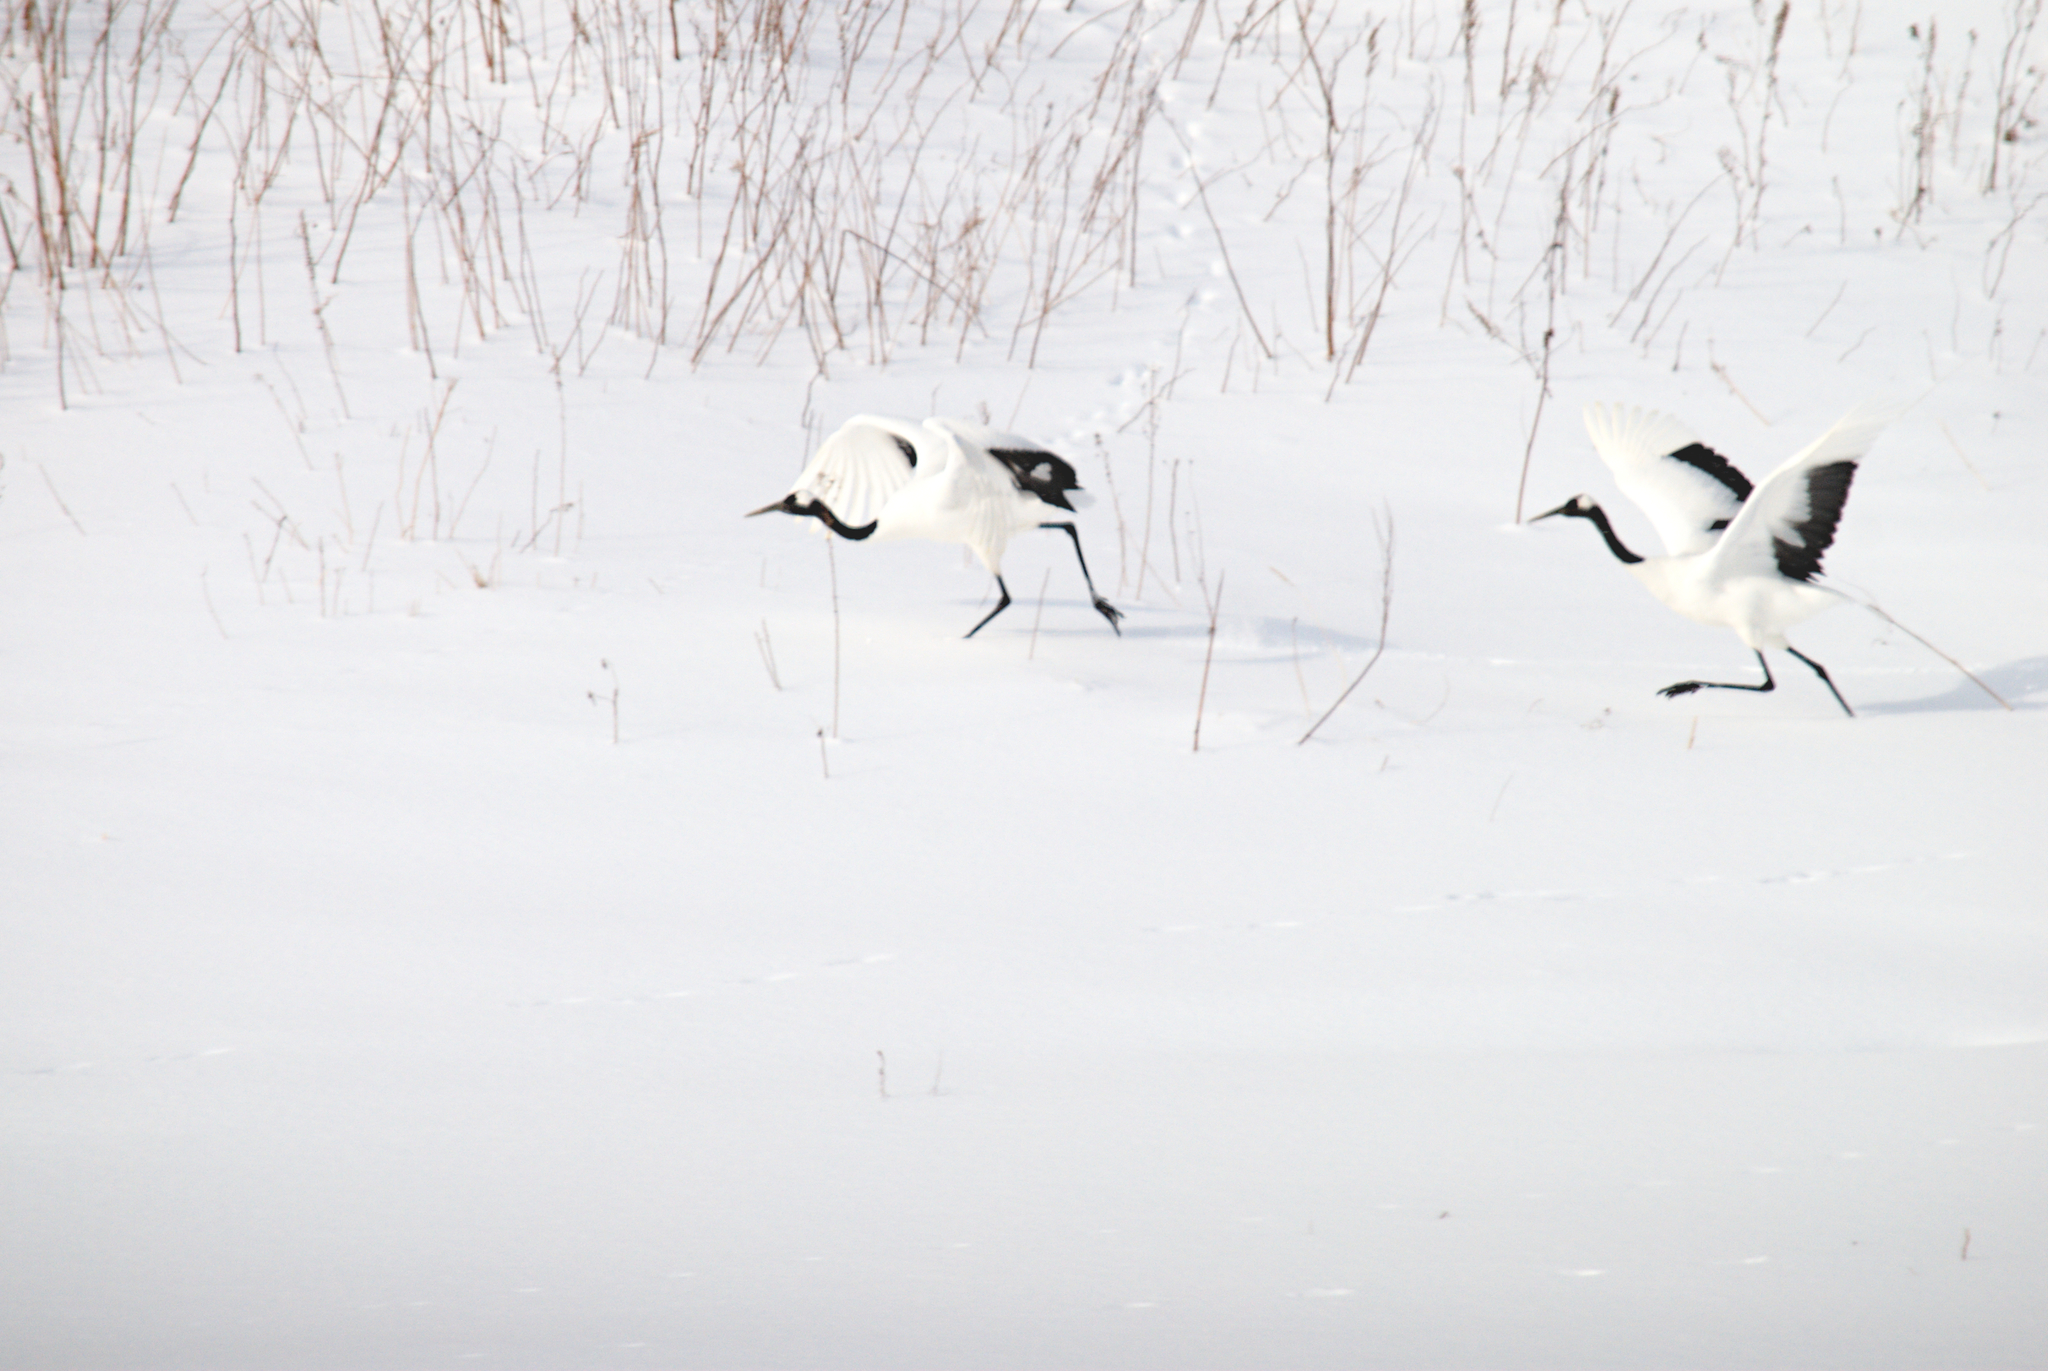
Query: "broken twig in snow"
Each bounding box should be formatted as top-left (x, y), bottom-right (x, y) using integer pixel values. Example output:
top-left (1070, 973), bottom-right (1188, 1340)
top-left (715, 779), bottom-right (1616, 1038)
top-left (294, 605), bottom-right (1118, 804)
top-left (1301, 509), bottom-right (1395, 745)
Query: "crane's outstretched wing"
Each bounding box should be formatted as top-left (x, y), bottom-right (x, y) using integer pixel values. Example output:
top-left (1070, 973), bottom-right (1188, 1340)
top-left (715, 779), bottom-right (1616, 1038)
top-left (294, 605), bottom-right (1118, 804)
top-left (1582, 403), bottom-right (1752, 556)
top-left (1710, 400), bottom-right (1903, 584)
top-left (929, 417), bottom-right (1092, 512)
top-left (774, 415), bottom-right (922, 526)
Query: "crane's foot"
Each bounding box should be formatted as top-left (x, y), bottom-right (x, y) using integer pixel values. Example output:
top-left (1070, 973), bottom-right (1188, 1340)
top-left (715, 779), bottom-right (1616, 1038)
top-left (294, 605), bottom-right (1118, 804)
top-left (964, 579), bottom-right (1013, 638)
top-left (1786, 646), bottom-right (1855, 717)
top-left (1660, 652), bottom-right (1775, 701)
top-left (1093, 597), bottom-right (1124, 635)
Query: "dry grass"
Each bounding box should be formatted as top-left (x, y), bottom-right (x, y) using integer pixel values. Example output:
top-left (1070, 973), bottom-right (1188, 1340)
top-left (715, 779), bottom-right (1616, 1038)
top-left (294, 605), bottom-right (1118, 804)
top-left (3, 0), bottom-right (2040, 404)
top-left (2, 0), bottom-right (2041, 646)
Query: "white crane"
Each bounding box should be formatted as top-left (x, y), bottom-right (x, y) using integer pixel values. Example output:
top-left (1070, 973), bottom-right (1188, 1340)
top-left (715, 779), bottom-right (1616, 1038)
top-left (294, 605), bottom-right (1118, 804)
top-left (748, 414), bottom-right (1123, 638)
top-left (1534, 401), bottom-right (1902, 717)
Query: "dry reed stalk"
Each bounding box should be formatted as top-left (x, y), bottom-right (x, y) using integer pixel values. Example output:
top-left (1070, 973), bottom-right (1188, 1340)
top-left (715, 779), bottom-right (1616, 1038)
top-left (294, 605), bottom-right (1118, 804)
top-left (756, 620), bottom-right (783, 690)
top-left (1987, 0), bottom-right (2046, 192)
top-left (38, 460), bottom-right (87, 535)
top-left (1856, 599), bottom-right (2012, 710)
top-left (1027, 567), bottom-right (1050, 660)
top-left (826, 534), bottom-right (841, 739)
top-left (1192, 569), bottom-right (1225, 753)
top-left (1300, 509), bottom-right (1394, 746)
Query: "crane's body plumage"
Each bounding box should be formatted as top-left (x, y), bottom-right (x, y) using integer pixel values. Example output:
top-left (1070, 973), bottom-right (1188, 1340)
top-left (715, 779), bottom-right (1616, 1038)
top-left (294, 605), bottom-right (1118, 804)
top-left (1540, 401), bottom-right (1901, 715)
top-left (1626, 556), bottom-right (1845, 649)
top-left (749, 415), bottom-right (1120, 637)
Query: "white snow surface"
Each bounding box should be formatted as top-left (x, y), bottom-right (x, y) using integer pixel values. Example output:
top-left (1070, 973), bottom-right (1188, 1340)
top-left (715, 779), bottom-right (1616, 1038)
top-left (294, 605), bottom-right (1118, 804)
top-left (4, 1), bottom-right (2046, 1366)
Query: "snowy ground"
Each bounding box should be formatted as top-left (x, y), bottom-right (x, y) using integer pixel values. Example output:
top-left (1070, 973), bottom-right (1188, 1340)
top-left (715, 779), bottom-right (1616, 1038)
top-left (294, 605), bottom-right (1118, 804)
top-left (5, 1), bottom-right (2047, 1366)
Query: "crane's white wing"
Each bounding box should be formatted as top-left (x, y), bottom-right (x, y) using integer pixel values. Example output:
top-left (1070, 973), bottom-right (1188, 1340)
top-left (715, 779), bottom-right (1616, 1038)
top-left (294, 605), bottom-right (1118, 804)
top-left (928, 416), bottom-right (1093, 511)
top-left (926, 416), bottom-right (1038, 453)
top-left (1710, 400), bottom-right (1903, 583)
top-left (779, 415), bottom-right (922, 526)
top-left (858, 425), bottom-right (1026, 570)
top-left (1583, 403), bottom-right (1752, 556)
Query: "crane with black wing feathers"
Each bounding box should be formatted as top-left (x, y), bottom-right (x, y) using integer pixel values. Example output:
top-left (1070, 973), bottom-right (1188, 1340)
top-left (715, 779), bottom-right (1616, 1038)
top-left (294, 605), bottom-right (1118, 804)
top-left (749, 415), bottom-right (1122, 639)
top-left (1536, 401), bottom-right (1902, 717)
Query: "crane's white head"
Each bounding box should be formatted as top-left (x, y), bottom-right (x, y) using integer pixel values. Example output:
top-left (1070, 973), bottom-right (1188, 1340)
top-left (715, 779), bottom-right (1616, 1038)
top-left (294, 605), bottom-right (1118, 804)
top-left (745, 488), bottom-right (877, 541)
top-left (1532, 494), bottom-right (1599, 522)
top-left (747, 491), bottom-right (810, 518)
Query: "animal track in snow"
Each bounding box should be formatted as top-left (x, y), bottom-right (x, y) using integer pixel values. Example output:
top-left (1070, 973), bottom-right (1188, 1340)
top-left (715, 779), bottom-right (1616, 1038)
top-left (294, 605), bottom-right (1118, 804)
top-left (1405, 853), bottom-right (1974, 918)
top-left (512, 952), bottom-right (896, 1010)
top-left (1753, 850), bottom-right (1972, 887)
top-left (15, 1047), bottom-right (235, 1077)
top-left (744, 952), bottom-right (896, 985)
top-left (1393, 889), bottom-right (1609, 914)
top-left (1144, 919), bottom-right (1306, 934)
top-left (510, 989), bottom-right (694, 1010)
top-left (1670, 851), bottom-right (1971, 891)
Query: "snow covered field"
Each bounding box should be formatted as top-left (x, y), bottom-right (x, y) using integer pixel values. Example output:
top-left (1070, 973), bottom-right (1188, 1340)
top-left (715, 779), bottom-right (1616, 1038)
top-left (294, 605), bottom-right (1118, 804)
top-left (4, 0), bottom-right (2046, 1365)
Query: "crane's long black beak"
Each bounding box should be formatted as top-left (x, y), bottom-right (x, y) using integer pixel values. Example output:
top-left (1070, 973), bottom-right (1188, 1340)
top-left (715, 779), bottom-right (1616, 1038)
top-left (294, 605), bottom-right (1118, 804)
top-left (1529, 498), bottom-right (1581, 522)
top-left (746, 495), bottom-right (794, 518)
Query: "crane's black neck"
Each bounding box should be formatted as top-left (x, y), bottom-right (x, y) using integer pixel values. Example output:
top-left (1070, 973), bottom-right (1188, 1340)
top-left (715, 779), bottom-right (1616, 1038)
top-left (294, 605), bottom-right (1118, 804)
top-left (1565, 500), bottom-right (1643, 564)
top-left (778, 494), bottom-right (876, 541)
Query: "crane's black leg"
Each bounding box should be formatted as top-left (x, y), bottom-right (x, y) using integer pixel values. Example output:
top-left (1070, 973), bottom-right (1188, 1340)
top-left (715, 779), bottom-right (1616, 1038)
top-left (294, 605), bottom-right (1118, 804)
top-left (1658, 651), bottom-right (1776, 699)
top-left (1786, 645), bottom-right (1855, 717)
top-left (1038, 521), bottom-right (1123, 635)
top-left (964, 575), bottom-right (1013, 639)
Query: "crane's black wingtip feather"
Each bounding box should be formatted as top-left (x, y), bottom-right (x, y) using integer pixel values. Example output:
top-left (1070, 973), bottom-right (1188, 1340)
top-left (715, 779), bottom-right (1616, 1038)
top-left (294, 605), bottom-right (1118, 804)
top-left (990, 446), bottom-right (1084, 510)
top-left (1772, 460), bottom-right (1858, 582)
top-left (1666, 442), bottom-right (1755, 503)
